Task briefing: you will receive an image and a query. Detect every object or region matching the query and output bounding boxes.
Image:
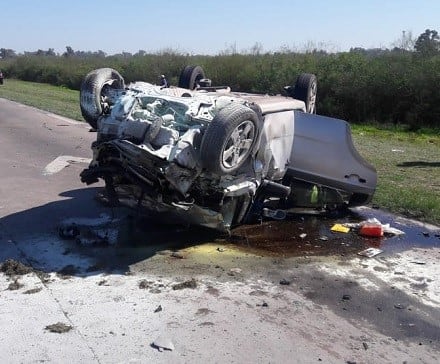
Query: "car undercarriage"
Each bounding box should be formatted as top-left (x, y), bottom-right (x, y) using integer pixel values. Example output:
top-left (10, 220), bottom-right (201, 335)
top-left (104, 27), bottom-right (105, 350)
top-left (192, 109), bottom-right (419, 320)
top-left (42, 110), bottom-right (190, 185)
top-left (79, 66), bottom-right (377, 231)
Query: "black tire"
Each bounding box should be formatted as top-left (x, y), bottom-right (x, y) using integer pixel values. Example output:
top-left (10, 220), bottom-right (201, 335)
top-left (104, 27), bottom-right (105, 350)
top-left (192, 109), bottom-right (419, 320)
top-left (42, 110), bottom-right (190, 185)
top-left (293, 73), bottom-right (317, 114)
top-left (200, 103), bottom-right (261, 175)
top-left (178, 65), bottom-right (206, 90)
top-left (80, 68), bottom-right (125, 129)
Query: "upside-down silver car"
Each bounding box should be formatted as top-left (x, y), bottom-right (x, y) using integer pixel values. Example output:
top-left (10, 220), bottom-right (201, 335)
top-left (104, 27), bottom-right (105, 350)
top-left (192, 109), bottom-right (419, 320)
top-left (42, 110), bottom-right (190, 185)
top-left (79, 66), bottom-right (376, 231)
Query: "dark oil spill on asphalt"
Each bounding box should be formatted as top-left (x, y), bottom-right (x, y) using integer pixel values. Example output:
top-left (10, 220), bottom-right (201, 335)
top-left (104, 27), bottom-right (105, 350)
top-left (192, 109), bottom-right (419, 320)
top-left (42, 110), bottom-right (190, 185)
top-left (229, 208), bottom-right (439, 257)
top-left (229, 216), bottom-right (365, 257)
top-left (55, 207), bottom-right (440, 275)
top-left (110, 207), bottom-right (440, 259)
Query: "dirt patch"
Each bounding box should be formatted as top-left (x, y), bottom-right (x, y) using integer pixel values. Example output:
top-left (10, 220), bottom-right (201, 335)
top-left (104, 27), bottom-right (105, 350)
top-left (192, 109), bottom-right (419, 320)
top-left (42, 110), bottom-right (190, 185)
top-left (1, 259), bottom-right (33, 276)
top-left (196, 308), bottom-right (216, 316)
top-left (7, 279), bottom-right (24, 290)
top-left (205, 286), bottom-right (220, 297)
top-left (137, 279), bottom-right (166, 293)
top-left (0, 259), bottom-right (50, 283)
top-left (138, 280), bottom-right (153, 289)
top-left (45, 322), bottom-right (72, 333)
top-left (172, 278), bottom-right (197, 290)
top-left (23, 287), bottom-right (43, 294)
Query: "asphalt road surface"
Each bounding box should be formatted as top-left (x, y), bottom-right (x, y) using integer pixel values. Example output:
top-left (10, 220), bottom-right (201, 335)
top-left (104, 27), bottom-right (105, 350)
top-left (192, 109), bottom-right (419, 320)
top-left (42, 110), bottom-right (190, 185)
top-left (0, 98), bottom-right (439, 363)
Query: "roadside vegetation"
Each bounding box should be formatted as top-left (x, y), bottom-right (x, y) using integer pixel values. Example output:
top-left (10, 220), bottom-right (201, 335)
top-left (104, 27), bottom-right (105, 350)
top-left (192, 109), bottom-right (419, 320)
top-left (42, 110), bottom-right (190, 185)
top-left (0, 29), bottom-right (438, 224)
top-left (1, 29), bottom-right (439, 129)
top-left (0, 78), bottom-right (82, 120)
top-left (351, 125), bottom-right (439, 224)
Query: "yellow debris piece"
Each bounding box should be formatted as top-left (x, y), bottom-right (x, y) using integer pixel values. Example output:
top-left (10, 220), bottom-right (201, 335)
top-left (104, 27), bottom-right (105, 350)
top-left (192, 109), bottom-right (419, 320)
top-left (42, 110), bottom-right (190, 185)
top-left (331, 224), bottom-right (350, 233)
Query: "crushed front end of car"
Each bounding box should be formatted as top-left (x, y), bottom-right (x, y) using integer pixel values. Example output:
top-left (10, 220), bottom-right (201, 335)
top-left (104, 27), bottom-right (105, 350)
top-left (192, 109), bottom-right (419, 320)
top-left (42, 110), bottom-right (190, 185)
top-left (80, 77), bottom-right (266, 231)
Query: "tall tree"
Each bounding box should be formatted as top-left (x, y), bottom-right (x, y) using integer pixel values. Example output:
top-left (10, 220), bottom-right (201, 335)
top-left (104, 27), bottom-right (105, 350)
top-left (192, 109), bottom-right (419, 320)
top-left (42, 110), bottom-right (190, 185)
top-left (0, 48), bottom-right (17, 58)
top-left (63, 46), bottom-right (75, 57)
top-left (414, 29), bottom-right (440, 55)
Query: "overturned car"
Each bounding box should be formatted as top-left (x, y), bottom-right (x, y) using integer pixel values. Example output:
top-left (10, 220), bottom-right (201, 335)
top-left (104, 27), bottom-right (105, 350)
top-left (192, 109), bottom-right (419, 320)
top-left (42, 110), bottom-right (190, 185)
top-left (79, 66), bottom-right (376, 231)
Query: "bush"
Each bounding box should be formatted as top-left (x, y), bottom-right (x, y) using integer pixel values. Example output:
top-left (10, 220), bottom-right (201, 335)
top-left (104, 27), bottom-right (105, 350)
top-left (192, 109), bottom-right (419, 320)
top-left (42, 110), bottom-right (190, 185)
top-left (1, 50), bottom-right (439, 128)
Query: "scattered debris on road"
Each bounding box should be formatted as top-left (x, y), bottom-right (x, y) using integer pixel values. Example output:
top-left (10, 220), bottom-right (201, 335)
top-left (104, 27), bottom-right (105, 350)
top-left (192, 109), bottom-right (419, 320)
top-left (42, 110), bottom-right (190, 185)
top-left (331, 224), bottom-right (350, 233)
top-left (345, 217), bottom-right (405, 236)
top-left (257, 302), bottom-right (269, 307)
top-left (0, 259), bottom-right (33, 276)
top-left (7, 279), bottom-right (24, 290)
top-left (410, 261), bottom-right (426, 265)
top-left (23, 287), bottom-right (43, 294)
top-left (45, 322), bottom-right (73, 333)
top-left (394, 303), bottom-right (408, 310)
top-left (359, 223), bottom-right (384, 237)
top-left (0, 259), bottom-right (50, 283)
top-left (139, 280), bottom-right (152, 289)
top-left (171, 251), bottom-right (185, 259)
top-left (172, 278), bottom-right (197, 290)
top-left (358, 247), bottom-right (383, 258)
top-left (230, 268), bottom-right (242, 274)
top-left (152, 335), bottom-right (175, 352)
top-left (58, 214), bottom-right (118, 246)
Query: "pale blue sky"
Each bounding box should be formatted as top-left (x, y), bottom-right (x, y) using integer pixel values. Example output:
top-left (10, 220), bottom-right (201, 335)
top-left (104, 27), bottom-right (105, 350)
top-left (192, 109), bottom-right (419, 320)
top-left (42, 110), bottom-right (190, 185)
top-left (1, 0), bottom-right (439, 55)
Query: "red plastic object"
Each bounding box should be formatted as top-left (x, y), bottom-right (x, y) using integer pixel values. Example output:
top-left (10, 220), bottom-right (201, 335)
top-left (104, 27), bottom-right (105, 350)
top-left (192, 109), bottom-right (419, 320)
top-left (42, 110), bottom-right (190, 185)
top-left (359, 224), bottom-right (384, 237)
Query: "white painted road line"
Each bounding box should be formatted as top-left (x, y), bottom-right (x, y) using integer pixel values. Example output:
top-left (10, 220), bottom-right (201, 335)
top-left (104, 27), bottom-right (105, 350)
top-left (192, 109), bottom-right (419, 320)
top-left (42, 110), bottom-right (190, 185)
top-left (43, 156), bottom-right (92, 175)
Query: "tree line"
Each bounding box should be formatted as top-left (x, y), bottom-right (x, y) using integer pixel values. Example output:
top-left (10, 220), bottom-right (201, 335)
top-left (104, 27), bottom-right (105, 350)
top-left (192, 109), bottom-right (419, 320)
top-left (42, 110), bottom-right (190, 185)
top-left (1, 29), bottom-right (439, 129)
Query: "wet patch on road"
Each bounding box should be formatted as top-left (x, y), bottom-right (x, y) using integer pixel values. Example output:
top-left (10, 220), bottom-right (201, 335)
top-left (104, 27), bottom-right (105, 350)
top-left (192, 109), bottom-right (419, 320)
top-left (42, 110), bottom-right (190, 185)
top-left (36, 206), bottom-right (437, 278)
top-left (2, 206), bottom-right (438, 279)
top-left (229, 208), bottom-right (439, 258)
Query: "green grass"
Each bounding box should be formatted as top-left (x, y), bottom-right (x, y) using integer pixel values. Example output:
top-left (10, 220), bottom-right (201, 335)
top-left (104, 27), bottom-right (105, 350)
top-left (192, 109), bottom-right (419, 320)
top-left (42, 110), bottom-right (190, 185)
top-left (351, 125), bottom-right (440, 224)
top-left (1, 79), bottom-right (439, 225)
top-left (0, 79), bottom-right (82, 120)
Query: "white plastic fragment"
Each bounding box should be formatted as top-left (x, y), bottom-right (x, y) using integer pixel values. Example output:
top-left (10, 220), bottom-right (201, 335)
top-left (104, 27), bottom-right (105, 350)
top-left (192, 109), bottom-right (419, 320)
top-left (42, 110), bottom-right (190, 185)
top-left (382, 225), bottom-right (405, 236)
top-left (358, 247), bottom-right (383, 258)
top-left (152, 335), bottom-right (175, 352)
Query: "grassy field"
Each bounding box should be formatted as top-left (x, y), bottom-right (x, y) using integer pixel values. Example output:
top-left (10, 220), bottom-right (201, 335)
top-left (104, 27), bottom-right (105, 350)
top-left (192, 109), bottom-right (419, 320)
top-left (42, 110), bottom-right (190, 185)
top-left (0, 79), bottom-right (83, 121)
top-left (351, 125), bottom-right (439, 224)
top-left (1, 79), bottom-right (439, 225)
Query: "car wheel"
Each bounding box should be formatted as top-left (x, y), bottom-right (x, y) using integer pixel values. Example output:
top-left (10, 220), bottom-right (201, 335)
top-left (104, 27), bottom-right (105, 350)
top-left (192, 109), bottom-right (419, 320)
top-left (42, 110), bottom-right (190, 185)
top-left (80, 68), bottom-right (125, 129)
top-left (200, 103), bottom-right (261, 175)
top-left (293, 73), bottom-right (317, 114)
top-left (178, 65), bottom-right (206, 90)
